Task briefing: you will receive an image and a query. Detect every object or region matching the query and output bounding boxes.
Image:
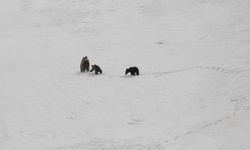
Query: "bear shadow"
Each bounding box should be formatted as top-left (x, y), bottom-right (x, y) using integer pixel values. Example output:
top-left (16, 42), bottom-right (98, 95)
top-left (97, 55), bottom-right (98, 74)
top-left (87, 72), bottom-right (103, 77)
top-left (121, 75), bottom-right (138, 78)
top-left (76, 71), bottom-right (90, 75)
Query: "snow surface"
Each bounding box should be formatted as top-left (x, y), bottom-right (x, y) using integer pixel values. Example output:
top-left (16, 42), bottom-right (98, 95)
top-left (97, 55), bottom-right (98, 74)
top-left (0, 0), bottom-right (250, 149)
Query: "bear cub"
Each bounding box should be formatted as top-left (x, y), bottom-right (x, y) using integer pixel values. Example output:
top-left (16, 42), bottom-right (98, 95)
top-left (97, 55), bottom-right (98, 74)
top-left (90, 64), bottom-right (102, 75)
top-left (80, 56), bottom-right (90, 72)
top-left (125, 66), bottom-right (139, 76)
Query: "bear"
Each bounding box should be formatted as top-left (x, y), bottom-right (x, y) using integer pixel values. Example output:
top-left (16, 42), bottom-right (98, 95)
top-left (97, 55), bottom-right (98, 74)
top-left (90, 64), bottom-right (102, 75)
top-left (125, 66), bottom-right (139, 76)
top-left (80, 56), bottom-right (90, 72)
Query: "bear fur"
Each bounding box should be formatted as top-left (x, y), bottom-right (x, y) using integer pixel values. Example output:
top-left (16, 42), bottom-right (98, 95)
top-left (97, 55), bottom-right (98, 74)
top-left (125, 66), bottom-right (139, 76)
top-left (80, 56), bottom-right (90, 72)
top-left (90, 64), bottom-right (102, 75)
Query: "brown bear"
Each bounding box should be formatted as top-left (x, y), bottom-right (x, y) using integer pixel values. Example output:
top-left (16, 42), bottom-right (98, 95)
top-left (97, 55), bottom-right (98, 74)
top-left (125, 66), bottom-right (139, 76)
top-left (80, 56), bottom-right (90, 72)
top-left (90, 64), bottom-right (102, 75)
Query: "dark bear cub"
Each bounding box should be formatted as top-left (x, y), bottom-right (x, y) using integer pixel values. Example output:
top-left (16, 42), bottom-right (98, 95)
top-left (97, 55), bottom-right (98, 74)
top-left (90, 64), bottom-right (102, 75)
top-left (125, 66), bottom-right (139, 76)
top-left (80, 56), bottom-right (90, 72)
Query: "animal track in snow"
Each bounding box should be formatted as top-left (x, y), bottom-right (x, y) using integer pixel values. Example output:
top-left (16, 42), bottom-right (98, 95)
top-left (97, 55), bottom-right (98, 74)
top-left (165, 114), bottom-right (235, 143)
top-left (79, 65), bottom-right (250, 79)
top-left (231, 96), bottom-right (250, 114)
top-left (197, 66), bottom-right (239, 74)
top-left (127, 118), bottom-right (144, 125)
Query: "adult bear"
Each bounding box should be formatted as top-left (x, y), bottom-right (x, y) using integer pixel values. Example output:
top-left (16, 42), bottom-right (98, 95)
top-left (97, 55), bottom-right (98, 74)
top-left (90, 64), bottom-right (102, 75)
top-left (125, 66), bottom-right (139, 76)
top-left (80, 56), bottom-right (90, 72)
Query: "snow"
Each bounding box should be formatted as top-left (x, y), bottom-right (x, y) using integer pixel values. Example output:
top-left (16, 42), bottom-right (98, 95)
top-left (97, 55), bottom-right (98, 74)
top-left (0, 0), bottom-right (250, 149)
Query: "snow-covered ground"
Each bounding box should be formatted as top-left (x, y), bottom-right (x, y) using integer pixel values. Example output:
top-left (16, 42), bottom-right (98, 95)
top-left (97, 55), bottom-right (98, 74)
top-left (0, 0), bottom-right (250, 149)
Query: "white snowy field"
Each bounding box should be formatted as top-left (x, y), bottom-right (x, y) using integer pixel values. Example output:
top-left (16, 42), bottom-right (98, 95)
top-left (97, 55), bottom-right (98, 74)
top-left (0, 0), bottom-right (250, 149)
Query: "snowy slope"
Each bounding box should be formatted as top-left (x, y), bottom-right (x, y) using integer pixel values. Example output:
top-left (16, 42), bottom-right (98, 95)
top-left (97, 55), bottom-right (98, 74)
top-left (0, 0), bottom-right (250, 149)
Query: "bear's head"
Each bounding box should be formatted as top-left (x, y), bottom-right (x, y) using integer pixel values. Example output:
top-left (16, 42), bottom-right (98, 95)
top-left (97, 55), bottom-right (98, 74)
top-left (125, 68), bottom-right (129, 75)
